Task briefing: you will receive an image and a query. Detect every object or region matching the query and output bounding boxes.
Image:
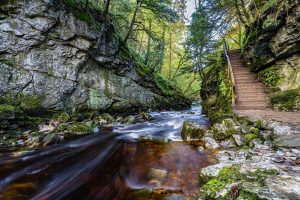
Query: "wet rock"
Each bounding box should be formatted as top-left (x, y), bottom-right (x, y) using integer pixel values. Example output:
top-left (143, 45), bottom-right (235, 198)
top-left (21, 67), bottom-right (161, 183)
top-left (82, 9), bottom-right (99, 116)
top-left (220, 139), bottom-right (236, 149)
top-left (261, 130), bottom-right (273, 141)
top-left (212, 124), bottom-right (237, 141)
top-left (181, 121), bottom-right (206, 141)
top-left (135, 112), bottom-right (152, 122)
top-left (92, 127), bottom-right (100, 134)
top-left (204, 137), bottom-right (220, 149)
top-left (197, 146), bottom-right (206, 154)
top-left (291, 149), bottom-right (300, 156)
top-left (270, 122), bottom-right (300, 148)
top-left (42, 133), bottom-right (58, 146)
top-left (261, 175), bottom-right (300, 200)
top-left (249, 139), bottom-right (262, 148)
top-left (200, 163), bottom-right (233, 178)
top-left (149, 168), bottom-right (168, 181)
top-left (294, 157), bottom-right (300, 165)
top-left (26, 135), bottom-right (42, 148)
top-left (38, 124), bottom-right (55, 133)
top-left (122, 115), bottom-right (136, 124)
top-left (232, 134), bottom-right (244, 147)
top-left (271, 156), bottom-right (286, 163)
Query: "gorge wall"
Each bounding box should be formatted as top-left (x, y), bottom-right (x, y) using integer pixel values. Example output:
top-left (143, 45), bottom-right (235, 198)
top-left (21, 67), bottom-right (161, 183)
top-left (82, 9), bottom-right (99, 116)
top-left (243, 1), bottom-right (300, 92)
top-left (0, 0), bottom-right (190, 113)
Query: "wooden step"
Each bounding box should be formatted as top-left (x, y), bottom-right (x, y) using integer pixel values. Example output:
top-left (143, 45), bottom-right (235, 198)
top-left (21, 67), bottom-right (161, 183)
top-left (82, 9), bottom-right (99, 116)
top-left (235, 105), bottom-right (267, 110)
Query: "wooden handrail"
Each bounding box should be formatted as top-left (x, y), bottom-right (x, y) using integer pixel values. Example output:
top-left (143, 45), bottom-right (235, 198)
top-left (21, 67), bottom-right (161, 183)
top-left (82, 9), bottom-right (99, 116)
top-left (223, 42), bottom-right (236, 107)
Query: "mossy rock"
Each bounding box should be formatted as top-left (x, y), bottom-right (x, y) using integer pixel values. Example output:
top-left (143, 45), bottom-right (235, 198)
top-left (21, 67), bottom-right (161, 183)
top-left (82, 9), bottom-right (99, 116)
top-left (222, 118), bottom-right (235, 129)
top-left (218, 166), bottom-right (241, 182)
top-left (69, 123), bottom-right (91, 134)
top-left (245, 133), bottom-right (258, 144)
top-left (52, 112), bottom-right (70, 123)
top-left (0, 104), bottom-right (18, 120)
top-left (254, 120), bottom-right (268, 130)
top-left (249, 127), bottom-right (260, 135)
top-left (54, 122), bottom-right (91, 135)
top-left (200, 165), bottom-right (278, 200)
top-left (212, 123), bottom-right (237, 141)
top-left (181, 121), bottom-right (206, 141)
top-left (271, 88), bottom-right (300, 111)
top-left (17, 94), bottom-right (44, 110)
top-left (201, 178), bottom-right (228, 199)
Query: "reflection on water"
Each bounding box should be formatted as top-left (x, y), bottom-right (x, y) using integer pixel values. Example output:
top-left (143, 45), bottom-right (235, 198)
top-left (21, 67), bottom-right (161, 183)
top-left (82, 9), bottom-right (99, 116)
top-left (0, 104), bottom-right (216, 200)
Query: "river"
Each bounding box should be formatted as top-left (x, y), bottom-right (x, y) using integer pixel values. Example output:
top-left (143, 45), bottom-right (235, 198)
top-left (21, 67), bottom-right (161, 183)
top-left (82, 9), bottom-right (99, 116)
top-left (0, 104), bottom-right (217, 200)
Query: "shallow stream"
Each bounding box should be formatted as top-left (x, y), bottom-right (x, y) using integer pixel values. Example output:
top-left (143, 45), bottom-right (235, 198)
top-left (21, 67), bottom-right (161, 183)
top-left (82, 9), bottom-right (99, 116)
top-left (0, 104), bottom-right (216, 200)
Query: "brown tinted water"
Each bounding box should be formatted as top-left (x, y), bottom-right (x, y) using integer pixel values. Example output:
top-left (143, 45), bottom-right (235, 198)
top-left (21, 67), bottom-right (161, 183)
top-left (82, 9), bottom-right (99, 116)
top-left (0, 105), bottom-right (215, 200)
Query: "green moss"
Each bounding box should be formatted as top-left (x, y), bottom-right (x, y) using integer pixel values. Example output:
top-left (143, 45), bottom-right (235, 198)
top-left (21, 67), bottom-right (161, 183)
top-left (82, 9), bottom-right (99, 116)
top-left (249, 127), bottom-right (260, 135)
top-left (271, 88), bottom-right (300, 111)
top-left (69, 123), bottom-right (91, 134)
top-left (201, 52), bottom-right (233, 123)
top-left (53, 112), bottom-right (70, 123)
top-left (201, 178), bottom-right (227, 199)
top-left (200, 165), bottom-right (278, 200)
top-left (181, 121), bottom-right (206, 140)
top-left (218, 166), bottom-right (241, 182)
top-left (245, 133), bottom-right (258, 143)
top-left (242, 169), bottom-right (278, 186)
top-left (62, 0), bottom-right (101, 28)
top-left (0, 59), bottom-right (16, 67)
top-left (262, 17), bottom-right (281, 31)
top-left (238, 190), bottom-right (261, 200)
top-left (259, 66), bottom-right (281, 86)
top-left (16, 94), bottom-right (44, 110)
top-left (0, 104), bottom-right (17, 120)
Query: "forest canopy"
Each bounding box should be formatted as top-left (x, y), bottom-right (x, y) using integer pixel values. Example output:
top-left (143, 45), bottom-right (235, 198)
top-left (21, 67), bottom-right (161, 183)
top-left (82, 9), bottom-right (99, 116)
top-left (62, 0), bottom-right (290, 99)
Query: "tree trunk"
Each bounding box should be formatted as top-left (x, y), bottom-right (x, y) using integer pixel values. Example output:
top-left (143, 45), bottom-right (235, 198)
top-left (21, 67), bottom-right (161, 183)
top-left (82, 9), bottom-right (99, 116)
top-left (239, 0), bottom-right (252, 26)
top-left (123, 1), bottom-right (141, 46)
top-left (104, 0), bottom-right (111, 20)
top-left (234, 0), bottom-right (248, 27)
top-left (157, 27), bottom-right (166, 72)
top-left (168, 31), bottom-right (172, 79)
top-left (145, 20), bottom-right (152, 65)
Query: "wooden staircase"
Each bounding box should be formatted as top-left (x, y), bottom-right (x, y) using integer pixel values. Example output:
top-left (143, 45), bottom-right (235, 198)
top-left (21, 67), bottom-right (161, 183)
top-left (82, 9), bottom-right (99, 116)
top-left (228, 50), bottom-right (268, 110)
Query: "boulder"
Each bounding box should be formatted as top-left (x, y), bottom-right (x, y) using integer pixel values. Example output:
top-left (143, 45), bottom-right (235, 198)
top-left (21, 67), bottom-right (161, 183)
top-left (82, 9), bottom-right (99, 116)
top-left (181, 121), bottom-right (206, 141)
top-left (232, 134), bottom-right (244, 147)
top-left (204, 137), bottom-right (220, 149)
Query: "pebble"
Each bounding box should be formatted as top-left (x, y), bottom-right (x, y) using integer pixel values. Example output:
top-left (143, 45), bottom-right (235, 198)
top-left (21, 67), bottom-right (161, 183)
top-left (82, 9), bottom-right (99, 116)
top-left (272, 156), bottom-right (286, 163)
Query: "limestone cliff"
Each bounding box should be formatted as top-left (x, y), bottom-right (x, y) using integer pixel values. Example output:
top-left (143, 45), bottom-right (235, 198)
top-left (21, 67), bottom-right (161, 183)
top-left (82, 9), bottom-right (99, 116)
top-left (0, 0), bottom-right (190, 113)
top-left (243, 1), bottom-right (300, 92)
top-left (243, 1), bottom-right (300, 110)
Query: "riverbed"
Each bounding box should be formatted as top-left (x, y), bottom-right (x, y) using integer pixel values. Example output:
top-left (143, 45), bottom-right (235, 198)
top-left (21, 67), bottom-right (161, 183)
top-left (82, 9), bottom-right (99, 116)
top-left (0, 104), bottom-right (216, 200)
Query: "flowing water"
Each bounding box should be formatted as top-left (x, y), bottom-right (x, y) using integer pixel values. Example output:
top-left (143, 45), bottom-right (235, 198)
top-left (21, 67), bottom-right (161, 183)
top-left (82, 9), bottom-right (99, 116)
top-left (0, 104), bottom-right (217, 200)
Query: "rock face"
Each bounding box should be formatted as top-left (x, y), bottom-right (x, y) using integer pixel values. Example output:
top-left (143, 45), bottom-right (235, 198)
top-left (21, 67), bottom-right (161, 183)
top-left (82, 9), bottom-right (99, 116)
top-left (243, 1), bottom-right (300, 92)
top-left (0, 0), bottom-right (190, 113)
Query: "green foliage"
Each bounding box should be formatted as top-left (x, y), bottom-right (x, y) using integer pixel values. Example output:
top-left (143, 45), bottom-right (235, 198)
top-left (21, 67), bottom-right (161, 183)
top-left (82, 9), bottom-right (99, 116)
top-left (262, 17), bottom-right (281, 31)
top-left (53, 112), bottom-right (70, 123)
top-left (259, 66), bottom-right (281, 86)
top-left (271, 88), bottom-right (300, 110)
top-left (201, 52), bottom-right (233, 123)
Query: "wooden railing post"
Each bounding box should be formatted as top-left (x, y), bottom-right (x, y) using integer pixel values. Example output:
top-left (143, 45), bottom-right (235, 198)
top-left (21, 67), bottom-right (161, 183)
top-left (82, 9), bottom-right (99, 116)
top-left (223, 41), bottom-right (236, 108)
